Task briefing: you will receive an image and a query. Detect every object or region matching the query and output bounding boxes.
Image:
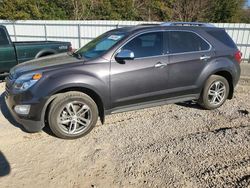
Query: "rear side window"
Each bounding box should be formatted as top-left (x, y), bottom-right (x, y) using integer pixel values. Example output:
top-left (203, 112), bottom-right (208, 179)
top-left (0, 28), bottom-right (9, 45)
top-left (122, 32), bottom-right (163, 58)
top-left (169, 31), bottom-right (210, 53)
top-left (207, 30), bottom-right (237, 49)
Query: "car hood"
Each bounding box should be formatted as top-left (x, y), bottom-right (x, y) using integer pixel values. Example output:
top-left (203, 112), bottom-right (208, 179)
top-left (10, 53), bottom-right (81, 77)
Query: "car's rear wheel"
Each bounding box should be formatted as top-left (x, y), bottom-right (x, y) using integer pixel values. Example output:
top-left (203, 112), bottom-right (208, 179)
top-left (48, 92), bottom-right (98, 139)
top-left (198, 75), bottom-right (229, 110)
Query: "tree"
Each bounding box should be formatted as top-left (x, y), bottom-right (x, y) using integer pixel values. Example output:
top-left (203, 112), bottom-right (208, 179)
top-left (0, 0), bottom-right (247, 23)
top-left (206, 0), bottom-right (245, 22)
top-left (241, 8), bottom-right (250, 23)
top-left (168, 0), bottom-right (245, 22)
top-left (0, 0), bottom-right (68, 20)
top-left (131, 0), bottom-right (172, 21)
top-left (170, 0), bottom-right (210, 21)
top-left (108, 0), bottom-right (137, 20)
top-left (0, 0), bottom-right (39, 20)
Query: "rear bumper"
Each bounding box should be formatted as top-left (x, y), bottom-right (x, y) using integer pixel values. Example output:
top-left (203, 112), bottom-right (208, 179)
top-left (5, 93), bottom-right (44, 133)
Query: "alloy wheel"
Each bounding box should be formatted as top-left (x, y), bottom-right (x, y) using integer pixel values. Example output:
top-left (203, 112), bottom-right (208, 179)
top-left (207, 81), bottom-right (226, 106)
top-left (57, 101), bottom-right (92, 135)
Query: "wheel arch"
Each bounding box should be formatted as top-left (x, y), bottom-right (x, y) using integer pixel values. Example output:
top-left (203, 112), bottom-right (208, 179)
top-left (198, 57), bottom-right (238, 100)
top-left (213, 70), bottom-right (234, 99)
top-left (35, 49), bottom-right (57, 58)
top-left (201, 70), bottom-right (234, 100)
top-left (42, 86), bottom-right (105, 128)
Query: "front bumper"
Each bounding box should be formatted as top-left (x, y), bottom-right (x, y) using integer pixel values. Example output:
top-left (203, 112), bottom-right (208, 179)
top-left (5, 93), bottom-right (45, 133)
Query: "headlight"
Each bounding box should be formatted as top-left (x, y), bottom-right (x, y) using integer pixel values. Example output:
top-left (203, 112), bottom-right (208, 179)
top-left (14, 72), bottom-right (42, 91)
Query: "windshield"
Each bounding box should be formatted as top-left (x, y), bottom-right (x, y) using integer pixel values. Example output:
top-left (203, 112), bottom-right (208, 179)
top-left (76, 32), bottom-right (126, 59)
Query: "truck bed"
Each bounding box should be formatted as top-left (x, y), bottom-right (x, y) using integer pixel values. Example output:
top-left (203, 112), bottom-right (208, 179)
top-left (0, 25), bottom-right (72, 76)
top-left (13, 40), bottom-right (71, 63)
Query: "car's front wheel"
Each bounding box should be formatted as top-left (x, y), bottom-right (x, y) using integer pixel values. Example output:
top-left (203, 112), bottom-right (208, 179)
top-left (198, 75), bottom-right (229, 110)
top-left (48, 92), bottom-right (98, 139)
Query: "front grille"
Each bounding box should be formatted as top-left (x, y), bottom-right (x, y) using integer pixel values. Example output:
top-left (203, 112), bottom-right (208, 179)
top-left (5, 88), bottom-right (9, 98)
top-left (5, 74), bottom-right (11, 84)
top-left (5, 81), bottom-right (10, 97)
top-left (4, 70), bottom-right (18, 98)
top-left (5, 74), bottom-right (15, 98)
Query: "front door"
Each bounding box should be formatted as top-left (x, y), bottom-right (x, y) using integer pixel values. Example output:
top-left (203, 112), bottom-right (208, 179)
top-left (110, 31), bottom-right (169, 108)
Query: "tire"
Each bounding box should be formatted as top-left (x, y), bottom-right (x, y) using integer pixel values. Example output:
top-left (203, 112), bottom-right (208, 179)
top-left (48, 91), bottom-right (98, 139)
top-left (198, 75), bottom-right (229, 110)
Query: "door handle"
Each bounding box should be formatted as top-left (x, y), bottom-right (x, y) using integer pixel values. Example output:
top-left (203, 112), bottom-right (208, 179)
top-left (200, 55), bottom-right (211, 61)
top-left (154, 62), bottom-right (167, 68)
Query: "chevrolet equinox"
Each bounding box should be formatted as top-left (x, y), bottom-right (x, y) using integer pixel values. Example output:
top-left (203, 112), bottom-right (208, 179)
top-left (5, 22), bottom-right (241, 139)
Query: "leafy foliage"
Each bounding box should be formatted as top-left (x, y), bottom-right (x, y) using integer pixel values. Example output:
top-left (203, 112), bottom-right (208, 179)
top-left (207, 0), bottom-right (245, 22)
top-left (0, 0), bottom-right (68, 20)
top-left (0, 0), bottom-right (247, 22)
top-left (241, 8), bottom-right (250, 23)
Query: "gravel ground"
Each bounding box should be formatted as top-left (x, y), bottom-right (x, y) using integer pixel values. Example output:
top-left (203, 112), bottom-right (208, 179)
top-left (0, 79), bottom-right (249, 188)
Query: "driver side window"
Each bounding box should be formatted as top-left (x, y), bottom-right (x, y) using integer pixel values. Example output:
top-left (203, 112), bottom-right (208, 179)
top-left (121, 32), bottom-right (163, 58)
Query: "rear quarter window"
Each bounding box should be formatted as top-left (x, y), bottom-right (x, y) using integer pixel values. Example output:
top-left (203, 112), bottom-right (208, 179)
top-left (207, 30), bottom-right (237, 49)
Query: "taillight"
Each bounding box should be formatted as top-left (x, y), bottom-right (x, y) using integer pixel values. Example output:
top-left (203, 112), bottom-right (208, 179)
top-left (234, 50), bottom-right (242, 64)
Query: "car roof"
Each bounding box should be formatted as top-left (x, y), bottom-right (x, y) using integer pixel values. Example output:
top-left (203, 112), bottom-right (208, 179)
top-left (110, 22), bottom-right (224, 35)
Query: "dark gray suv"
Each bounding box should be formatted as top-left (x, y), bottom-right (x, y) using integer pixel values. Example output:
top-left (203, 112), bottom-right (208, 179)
top-left (5, 22), bottom-right (241, 139)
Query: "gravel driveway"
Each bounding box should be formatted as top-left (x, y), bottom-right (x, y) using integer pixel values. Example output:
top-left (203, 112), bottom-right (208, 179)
top-left (0, 79), bottom-right (249, 188)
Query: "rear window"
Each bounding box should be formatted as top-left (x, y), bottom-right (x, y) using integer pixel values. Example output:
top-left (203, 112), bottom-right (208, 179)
top-left (0, 28), bottom-right (9, 45)
top-left (207, 30), bottom-right (237, 49)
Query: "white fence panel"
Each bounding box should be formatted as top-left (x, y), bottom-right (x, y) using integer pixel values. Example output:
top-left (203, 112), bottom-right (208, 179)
top-left (0, 20), bottom-right (249, 62)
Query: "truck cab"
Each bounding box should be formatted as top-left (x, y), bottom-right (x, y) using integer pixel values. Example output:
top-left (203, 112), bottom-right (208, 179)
top-left (0, 26), bottom-right (16, 74)
top-left (0, 25), bottom-right (72, 77)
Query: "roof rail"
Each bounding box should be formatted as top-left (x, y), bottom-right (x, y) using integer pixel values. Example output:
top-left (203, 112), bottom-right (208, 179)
top-left (161, 22), bottom-right (215, 27)
top-left (138, 23), bottom-right (160, 26)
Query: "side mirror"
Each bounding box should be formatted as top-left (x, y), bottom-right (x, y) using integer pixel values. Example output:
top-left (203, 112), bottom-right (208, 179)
top-left (115, 50), bottom-right (135, 63)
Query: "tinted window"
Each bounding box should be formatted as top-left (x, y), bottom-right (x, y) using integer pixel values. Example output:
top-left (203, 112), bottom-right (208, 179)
top-left (207, 30), bottom-right (237, 49)
top-left (169, 31), bottom-right (210, 53)
top-left (0, 28), bottom-right (9, 45)
top-left (122, 32), bottom-right (163, 58)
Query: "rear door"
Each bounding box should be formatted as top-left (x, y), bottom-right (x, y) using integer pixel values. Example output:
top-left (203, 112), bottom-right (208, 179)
top-left (167, 30), bottom-right (214, 96)
top-left (110, 31), bottom-right (169, 108)
top-left (0, 27), bottom-right (16, 73)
